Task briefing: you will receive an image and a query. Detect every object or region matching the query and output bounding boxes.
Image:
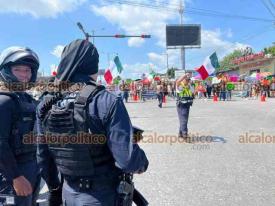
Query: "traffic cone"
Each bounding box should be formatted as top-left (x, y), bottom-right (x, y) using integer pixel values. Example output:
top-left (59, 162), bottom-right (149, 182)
top-left (261, 94), bottom-right (266, 102)
top-left (162, 95), bottom-right (166, 103)
top-left (213, 95), bottom-right (218, 102)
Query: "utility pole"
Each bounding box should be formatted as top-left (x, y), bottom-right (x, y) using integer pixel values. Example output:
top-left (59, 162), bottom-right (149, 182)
top-left (166, 53), bottom-right (169, 71)
top-left (162, 53), bottom-right (169, 71)
top-left (164, 53), bottom-right (169, 78)
top-left (179, 0), bottom-right (185, 71)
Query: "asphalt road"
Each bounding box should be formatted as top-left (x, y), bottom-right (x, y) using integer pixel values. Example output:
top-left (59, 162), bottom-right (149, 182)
top-left (36, 96), bottom-right (275, 206)
top-left (128, 97), bottom-right (275, 206)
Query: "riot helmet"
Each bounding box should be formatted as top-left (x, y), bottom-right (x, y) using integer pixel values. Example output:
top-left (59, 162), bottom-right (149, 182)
top-left (0, 46), bottom-right (39, 83)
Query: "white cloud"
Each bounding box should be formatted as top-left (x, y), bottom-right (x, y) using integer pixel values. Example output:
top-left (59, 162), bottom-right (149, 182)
top-left (91, 1), bottom-right (249, 71)
top-left (148, 49), bottom-right (180, 69)
top-left (91, 1), bottom-right (180, 47)
top-left (0, 0), bottom-right (86, 18)
top-left (119, 62), bottom-right (163, 79)
top-left (148, 29), bottom-right (248, 70)
top-left (128, 38), bottom-right (145, 47)
top-left (226, 28), bottom-right (233, 38)
top-left (192, 28), bottom-right (248, 61)
top-left (51, 45), bottom-right (65, 58)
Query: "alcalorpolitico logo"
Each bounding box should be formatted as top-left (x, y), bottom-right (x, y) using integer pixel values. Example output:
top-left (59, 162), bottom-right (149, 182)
top-left (239, 132), bottom-right (275, 144)
top-left (23, 132), bottom-right (107, 145)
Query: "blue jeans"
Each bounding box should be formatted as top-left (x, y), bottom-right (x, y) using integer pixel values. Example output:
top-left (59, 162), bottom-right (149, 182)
top-left (227, 91), bottom-right (232, 100)
top-left (123, 91), bottom-right (129, 102)
top-left (157, 93), bottom-right (163, 107)
top-left (0, 161), bottom-right (40, 206)
top-left (62, 180), bottom-right (117, 206)
top-left (219, 91), bottom-right (226, 101)
top-left (177, 104), bottom-right (190, 136)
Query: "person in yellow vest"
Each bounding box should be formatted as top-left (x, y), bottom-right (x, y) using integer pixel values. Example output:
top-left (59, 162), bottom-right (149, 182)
top-left (176, 73), bottom-right (194, 140)
top-left (226, 81), bottom-right (235, 101)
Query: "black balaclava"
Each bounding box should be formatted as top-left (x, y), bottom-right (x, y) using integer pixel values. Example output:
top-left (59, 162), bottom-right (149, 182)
top-left (55, 39), bottom-right (99, 85)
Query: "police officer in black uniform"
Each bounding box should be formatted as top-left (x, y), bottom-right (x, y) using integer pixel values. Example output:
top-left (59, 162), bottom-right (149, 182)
top-left (0, 46), bottom-right (41, 206)
top-left (36, 39), bottom-right (149, 206)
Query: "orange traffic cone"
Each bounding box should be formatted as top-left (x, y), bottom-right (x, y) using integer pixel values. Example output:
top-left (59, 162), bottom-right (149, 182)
top-left (162, 95), bottom-right (166, 103)
top-left (261, 94), bottom-right (266, 102)
top-left (213, 95), bottom-right (218, 102)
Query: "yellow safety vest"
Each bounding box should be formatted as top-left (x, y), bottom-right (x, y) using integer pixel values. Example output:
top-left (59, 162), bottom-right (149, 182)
top-left (179, 83), bottom-right (193, 98)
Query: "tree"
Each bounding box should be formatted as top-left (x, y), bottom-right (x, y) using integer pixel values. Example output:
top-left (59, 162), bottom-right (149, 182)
top-left (125, 79), bottom-right (132, 84)
top-left (263, 46), bottom-right (275, 56)
top-left (166, 67), bottom-right (178, 79)
top-left (218, 49), bottom-right (243, 71)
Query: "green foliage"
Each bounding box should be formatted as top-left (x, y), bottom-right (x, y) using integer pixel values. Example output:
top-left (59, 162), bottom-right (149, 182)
top-left (166, 67), bottom-right (178, 79)
top-left (125, 79), bottom-right (132, 84)
top-left (167, 68), bottom-right (175, 79)
top-left (263, 46), bottom-right (275, 56)
top-left (218, 49), bottom-right (243, 71)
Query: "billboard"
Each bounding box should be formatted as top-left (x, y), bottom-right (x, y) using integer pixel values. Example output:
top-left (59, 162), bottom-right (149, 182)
top-left (166, 24), bottom-right (201, 48)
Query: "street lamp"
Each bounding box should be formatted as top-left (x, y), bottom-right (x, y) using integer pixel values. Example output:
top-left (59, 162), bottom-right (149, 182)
top-left (161, 53), bottom-right (169, 71)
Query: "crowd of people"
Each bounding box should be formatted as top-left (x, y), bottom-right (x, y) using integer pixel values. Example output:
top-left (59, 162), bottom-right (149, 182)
top-left (28, 73), bottom-right (275, 107)
top-left (110, 74), bottom-right (275, 104)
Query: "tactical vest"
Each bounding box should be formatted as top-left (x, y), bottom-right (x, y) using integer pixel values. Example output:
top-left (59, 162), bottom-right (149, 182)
top-left (177, 83), bottom-right (193, 105)
top-left (0, 92), bottom-right (37, 162)
top-left (42, 84), bottom-right (117, 177)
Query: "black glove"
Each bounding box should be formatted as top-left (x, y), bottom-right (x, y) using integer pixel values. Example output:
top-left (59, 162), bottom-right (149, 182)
top-left (49, 186), bottom-right (62, 206)
top-left (132, 126), bottom-right (144, 143)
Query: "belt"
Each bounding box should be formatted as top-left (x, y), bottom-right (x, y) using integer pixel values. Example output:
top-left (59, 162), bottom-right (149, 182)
top-left (177, 98), bottom-right (193, 105)
top-left (64, 176), bottom-right (119, 191)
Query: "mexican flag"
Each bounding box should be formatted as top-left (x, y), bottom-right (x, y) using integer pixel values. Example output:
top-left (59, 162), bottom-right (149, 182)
top-left (196, 52), bottom-right (220, 80)
top-left (148, 67), bottom-right (156, 80)
top-left (114, 56), bottom-right (124, 73)
top-left (104, 55), bottom-right (124, 84)
top-left (50, 64), bottom-right (58, 76)
top-left (148, 71), bottom-right (156, 80)
top-left (104, 69), bottom-right (113, 85)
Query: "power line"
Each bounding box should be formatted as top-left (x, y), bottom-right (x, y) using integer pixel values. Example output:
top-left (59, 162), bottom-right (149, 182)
top-left (261, 0), bottom-right (275, 18)
top-left (268, 0), bottom-right (275, 10)
top-left (103, 0), bottom-right (275, 23)
top-left (103, 0), bottom-right (178, 12)
top-left (186, 25), bottom-right (274, 66)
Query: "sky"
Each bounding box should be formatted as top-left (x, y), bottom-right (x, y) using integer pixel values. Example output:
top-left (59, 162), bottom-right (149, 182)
top-left (0, 0), bottom-right (274, 79)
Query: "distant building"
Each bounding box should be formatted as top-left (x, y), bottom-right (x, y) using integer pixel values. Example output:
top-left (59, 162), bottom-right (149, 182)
top-left (220, 52), bottom-right (275, 76)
